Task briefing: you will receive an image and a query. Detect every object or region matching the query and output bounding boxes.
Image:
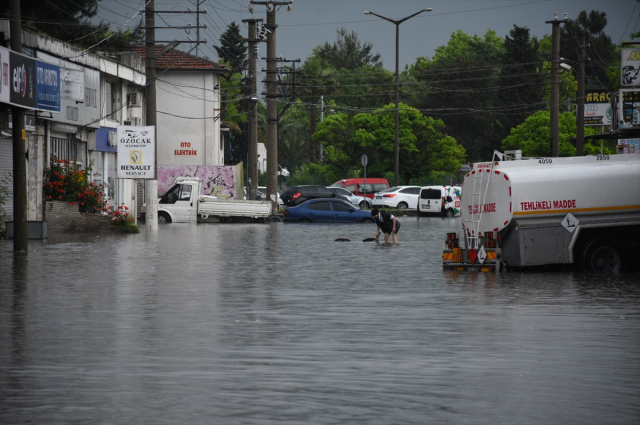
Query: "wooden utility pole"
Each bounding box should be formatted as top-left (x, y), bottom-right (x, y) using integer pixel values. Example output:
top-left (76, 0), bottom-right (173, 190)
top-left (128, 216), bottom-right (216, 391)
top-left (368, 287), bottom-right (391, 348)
top-left (250, 1), bottom-right (291, 214)
top-left (546, 13), bottom-right (566, 157)
top-left (243, 19), bottom-right (262, 201)
top-left (9, 0), bottom-right (27, 252)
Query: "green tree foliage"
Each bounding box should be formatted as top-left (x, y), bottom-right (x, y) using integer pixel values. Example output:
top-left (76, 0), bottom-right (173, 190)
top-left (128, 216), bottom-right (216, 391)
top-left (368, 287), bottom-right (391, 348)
top-left (214, 22), bottom-right (247, 69)
top-left (298, 56), bottom-right (337, 161)
top-left (314, 28), bottom-right (382, 70)
top-left (412, 30), bottom-right (505, 161)
top-left (502, 110), bottom-right (607, 156)
top-left (493, 26), bottom-right (544, 147)
top-left (561, 10), bottom-right (617, 89)
top-left (300, 29), bottom-right (390, 160)
top-left (313, 104), bottom-right (466, 184)
top-left (14, 0), bottom-right (143, 50)
top-left (278, 105), bottom-right (311, 172)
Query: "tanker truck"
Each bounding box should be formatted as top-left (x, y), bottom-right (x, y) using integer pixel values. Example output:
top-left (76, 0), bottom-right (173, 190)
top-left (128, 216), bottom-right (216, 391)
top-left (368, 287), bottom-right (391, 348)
top-left (442, 152), bottom-right (640, 272)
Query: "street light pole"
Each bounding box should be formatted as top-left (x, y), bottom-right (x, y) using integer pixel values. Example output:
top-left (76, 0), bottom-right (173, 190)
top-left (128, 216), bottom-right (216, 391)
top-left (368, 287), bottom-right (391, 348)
top-left (364, 8), bottom-right (432, 186)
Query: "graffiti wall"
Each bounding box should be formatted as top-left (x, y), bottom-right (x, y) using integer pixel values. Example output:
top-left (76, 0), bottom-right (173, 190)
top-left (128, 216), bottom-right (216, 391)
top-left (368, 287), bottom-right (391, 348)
top-left (158, 166), bottom-right (236, 198)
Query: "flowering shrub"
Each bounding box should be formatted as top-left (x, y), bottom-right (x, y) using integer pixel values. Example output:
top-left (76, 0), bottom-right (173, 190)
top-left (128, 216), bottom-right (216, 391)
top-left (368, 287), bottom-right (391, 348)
top-left (109, 205), bottom-right (140, 233)
top-left (44, 158), bottom-right (107, 213)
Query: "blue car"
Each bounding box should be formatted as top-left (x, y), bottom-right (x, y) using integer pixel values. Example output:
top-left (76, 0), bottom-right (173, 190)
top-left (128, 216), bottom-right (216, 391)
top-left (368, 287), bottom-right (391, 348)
top-left (283, 198), bottom-right (375, 223)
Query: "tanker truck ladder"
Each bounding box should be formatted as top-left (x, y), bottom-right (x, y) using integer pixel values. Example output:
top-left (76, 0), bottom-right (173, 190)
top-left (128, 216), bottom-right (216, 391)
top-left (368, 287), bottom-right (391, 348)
top-left (464, 153), bottom-right (498, 250)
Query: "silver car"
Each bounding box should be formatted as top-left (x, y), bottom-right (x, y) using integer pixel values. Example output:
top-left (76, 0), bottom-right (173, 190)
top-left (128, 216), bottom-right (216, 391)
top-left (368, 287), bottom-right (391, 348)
top-left (326, 187), bottom-right (372, 209)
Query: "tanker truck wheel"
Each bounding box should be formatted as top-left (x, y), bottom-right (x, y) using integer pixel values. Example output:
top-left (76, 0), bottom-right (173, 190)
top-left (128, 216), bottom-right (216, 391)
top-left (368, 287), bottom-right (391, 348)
top-left (583, 240), bottom-right (621, 273)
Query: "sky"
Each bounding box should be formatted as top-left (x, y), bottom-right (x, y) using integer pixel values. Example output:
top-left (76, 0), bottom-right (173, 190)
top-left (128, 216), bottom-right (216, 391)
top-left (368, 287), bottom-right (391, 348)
top-left (96, 0), bottom-right (638, 71)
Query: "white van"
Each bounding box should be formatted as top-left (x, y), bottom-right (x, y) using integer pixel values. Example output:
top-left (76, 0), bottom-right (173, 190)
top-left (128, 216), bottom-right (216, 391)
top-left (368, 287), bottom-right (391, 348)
top-left (417, 186), bottom-right (461, 217)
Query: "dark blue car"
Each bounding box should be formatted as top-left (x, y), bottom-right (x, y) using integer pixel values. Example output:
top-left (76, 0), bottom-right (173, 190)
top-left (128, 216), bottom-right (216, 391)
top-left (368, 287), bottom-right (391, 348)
top-left (283, 199), bottom-right (375, 223)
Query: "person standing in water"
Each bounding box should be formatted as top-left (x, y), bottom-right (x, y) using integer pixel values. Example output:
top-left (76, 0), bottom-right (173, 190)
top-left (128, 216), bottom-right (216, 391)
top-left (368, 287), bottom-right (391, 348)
top-left (371, 208), bottom-right (400, 244)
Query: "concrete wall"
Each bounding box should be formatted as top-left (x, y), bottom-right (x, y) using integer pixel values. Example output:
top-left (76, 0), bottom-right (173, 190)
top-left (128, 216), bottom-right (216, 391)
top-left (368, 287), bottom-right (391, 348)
top-left (45, 201), bottom-right (122, 234)
top-left (156, 71), bottom-right (223, 167)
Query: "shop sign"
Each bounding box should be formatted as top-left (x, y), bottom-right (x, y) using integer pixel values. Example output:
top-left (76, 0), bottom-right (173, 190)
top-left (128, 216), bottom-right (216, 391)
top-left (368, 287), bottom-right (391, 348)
top-left (116, 126), bottom-right (155, 179)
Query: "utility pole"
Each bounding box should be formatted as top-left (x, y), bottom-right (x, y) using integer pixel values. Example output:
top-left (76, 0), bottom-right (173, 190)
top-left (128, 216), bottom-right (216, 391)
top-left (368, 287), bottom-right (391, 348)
top-left (576, 29), bottom-right (586, 156)
top-left (145, 0), bottom-right (159, 232)
top-left (250, 1), bottom-right (292, 214)
top-left (9, 0), bottom-right (27, 252)
top-left (546, 13), bottom-right (567, 157)
top-left (242, 18), bottom-right (262, 201)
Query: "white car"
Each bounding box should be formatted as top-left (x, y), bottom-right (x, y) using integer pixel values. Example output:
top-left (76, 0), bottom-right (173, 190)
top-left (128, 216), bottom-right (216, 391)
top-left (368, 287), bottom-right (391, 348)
top-left (326, 187), bottom-right (372, 209)
top-left (372, 186), bottom-right (421, 209)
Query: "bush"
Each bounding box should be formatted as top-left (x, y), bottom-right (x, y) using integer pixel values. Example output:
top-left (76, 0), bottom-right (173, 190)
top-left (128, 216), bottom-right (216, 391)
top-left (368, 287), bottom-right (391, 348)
top-left (44, 158), bottom-right (108, 213)
top-left (109, 205), bottom-right (140, 233)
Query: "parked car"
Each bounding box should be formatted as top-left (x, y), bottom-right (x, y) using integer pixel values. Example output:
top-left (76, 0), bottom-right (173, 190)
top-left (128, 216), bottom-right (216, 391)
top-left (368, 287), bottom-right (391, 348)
top-left (417, 186), bottom-right (462, 217)
top-left (372, 186), bottom-right (421, 209)
top-left (329, 178), bottom-right (389, 199)
top-left (283, 198), bottom-right (376, 223)
top-left (281, 185), bottom-right (345, 207)
top-left (243, 186), bottom-right (284, 206)
top-left (326, 186), bottom-right (372, 209)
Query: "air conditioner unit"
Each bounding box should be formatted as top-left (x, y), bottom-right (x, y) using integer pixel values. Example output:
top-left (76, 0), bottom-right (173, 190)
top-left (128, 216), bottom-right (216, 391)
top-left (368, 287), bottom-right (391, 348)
top-left (127, 92), bottom-right (140, 107)
top-left (123, 118), bottom-right (141, 126)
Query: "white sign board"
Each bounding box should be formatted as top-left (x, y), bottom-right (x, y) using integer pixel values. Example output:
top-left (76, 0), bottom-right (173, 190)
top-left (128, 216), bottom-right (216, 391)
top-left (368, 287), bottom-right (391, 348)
top-left (622, 48), bottom-right (640, 86)
top-left (116, 126), bottom-right (155, 179)
top-left (584, 103), bottom-right (611, 126)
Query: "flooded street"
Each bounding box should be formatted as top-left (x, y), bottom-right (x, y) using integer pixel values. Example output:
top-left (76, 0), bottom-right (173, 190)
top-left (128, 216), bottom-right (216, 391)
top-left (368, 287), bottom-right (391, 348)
top-left (1, 217), bottom-right (639, 424)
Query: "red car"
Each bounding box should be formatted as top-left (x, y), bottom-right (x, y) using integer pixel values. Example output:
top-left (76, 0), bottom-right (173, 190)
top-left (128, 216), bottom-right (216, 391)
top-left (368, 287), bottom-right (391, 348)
top-left (329, 178), bottom-right (389, 199)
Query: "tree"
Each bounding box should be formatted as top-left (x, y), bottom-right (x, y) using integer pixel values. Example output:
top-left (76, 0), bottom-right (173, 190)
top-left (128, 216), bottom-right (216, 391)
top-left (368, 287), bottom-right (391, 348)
top-left (502, 110), bottom-right (606, 156)
top-left (298, 56), bottom-right (337, 161)
top-left (492, 26), bottom-right (544, 149)
top-left (411, 30), bottom-right (505, 161)
top-left (314, 28), bottom-right (382, 70)
top-left (214, 22), bottom-right (247, 69)
top-left (538, 10), bottom-right (618, 89)
top-left (313, 104), bottom-right (466, 183)
top-left (278, 105), bottom-right (311, 172)
top-left (13, 0), bottom-right (143, 50)
top-left (312, 112), bottom-right (372, 178)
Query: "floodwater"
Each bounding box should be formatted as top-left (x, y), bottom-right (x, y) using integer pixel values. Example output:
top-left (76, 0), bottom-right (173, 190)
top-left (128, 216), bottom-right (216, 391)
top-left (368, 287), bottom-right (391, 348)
top-left (1, 217), bottom-right (639, 425)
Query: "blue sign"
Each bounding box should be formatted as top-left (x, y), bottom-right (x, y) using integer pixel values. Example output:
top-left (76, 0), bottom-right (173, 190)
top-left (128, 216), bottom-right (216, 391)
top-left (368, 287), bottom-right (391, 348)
top-left (96, 127), bottom-right (117, 153)
top-left (36, 61), bottom-right (60, 112)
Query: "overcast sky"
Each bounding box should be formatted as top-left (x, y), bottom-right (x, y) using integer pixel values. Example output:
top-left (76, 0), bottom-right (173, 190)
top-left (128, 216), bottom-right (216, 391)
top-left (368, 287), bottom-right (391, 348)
top-left (98, 0), bottom-right (637, 70)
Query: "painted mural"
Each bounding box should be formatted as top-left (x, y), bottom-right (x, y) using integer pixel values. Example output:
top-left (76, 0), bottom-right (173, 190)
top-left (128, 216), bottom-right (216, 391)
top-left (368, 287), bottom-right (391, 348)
top-left (158, 166), bottom-right (236, 198)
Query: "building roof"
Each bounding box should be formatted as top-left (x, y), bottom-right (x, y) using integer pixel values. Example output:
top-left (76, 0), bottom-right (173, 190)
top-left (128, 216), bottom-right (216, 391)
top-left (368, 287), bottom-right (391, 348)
top-left (127, 45), bottom-right (229, 72)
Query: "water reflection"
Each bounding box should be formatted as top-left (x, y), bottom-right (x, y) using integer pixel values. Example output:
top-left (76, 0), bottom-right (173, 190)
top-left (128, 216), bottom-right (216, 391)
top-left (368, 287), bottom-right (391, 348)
top-left (0, 218), bottom-right (639, 424)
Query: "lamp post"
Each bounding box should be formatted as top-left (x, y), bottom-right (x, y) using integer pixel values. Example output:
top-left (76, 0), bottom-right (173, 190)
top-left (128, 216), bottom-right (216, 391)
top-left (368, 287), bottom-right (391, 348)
top-left (364, 8), bottom-right (432, 186)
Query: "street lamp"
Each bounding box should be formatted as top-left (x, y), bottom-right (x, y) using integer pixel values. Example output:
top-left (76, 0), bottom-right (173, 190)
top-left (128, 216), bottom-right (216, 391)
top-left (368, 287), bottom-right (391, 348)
top-left (364, 8), bottom-right (432, 186)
